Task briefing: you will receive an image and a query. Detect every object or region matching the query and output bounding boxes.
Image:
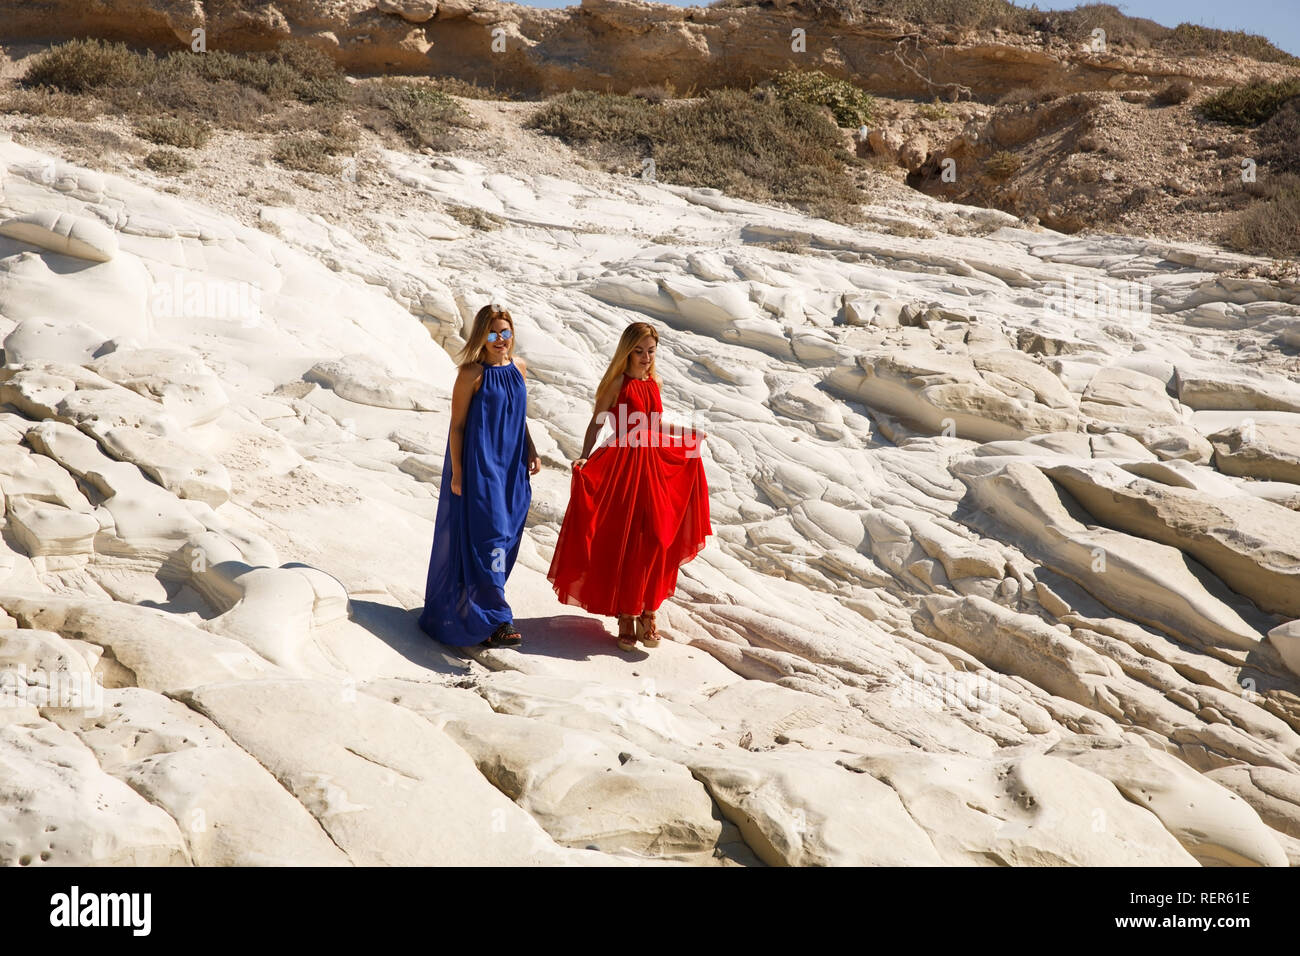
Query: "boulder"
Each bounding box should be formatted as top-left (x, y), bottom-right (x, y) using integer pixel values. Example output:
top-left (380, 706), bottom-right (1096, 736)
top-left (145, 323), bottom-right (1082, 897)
top-left (0, 211), bottom-right (117, 262)
top-left (1048, 737), bottom-right (1288, 866)
top-left (954, 459), bottom-right (1263, 651)
top-left (2, 319), bottom-right (107, 365)
top-left (177, 679), bottom-right (606, 866)
top-left (1176, 364), bottom-right (1300, 413)
top-left (1210, 422), bottom-right (1300, 484)
top-left (1045, 461), bottom-right (1300, 619)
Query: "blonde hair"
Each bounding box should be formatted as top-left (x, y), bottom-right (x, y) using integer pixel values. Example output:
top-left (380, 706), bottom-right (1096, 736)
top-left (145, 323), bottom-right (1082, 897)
top-left (594, 322), bottom-right (660, 408)
top-left (457, 302), bottom-right (515, 366)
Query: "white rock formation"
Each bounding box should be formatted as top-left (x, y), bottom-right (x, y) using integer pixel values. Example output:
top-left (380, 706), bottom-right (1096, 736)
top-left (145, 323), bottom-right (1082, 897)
top-left (0, 136), bottom-right (1297, 867)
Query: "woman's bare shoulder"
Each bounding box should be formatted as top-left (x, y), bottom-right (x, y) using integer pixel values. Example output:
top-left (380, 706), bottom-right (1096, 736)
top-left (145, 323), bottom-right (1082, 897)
top-left (595, 374), bottom-right (624, 407)
top-left (455, 362), bottom-right (485, 390)
top-left (514, 356), bottom-right (528, 377)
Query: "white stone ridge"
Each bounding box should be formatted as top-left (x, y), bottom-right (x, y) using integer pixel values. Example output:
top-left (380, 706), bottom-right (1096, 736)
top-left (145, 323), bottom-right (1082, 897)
top-left (0, 137), bottom-right (1298, 867)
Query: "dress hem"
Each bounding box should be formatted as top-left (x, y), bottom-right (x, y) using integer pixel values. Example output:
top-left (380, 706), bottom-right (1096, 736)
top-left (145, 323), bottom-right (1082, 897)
top-left (545, 533), bottom-right (711, 618)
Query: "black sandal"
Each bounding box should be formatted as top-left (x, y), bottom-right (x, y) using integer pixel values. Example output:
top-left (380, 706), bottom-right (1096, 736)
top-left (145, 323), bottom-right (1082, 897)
top-left (484, 621), bottom-right (522, 647)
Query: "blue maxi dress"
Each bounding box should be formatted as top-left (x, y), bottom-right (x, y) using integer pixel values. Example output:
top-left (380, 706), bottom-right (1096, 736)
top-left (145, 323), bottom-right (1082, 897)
top-left (418, 359), bottom-right (532, 645)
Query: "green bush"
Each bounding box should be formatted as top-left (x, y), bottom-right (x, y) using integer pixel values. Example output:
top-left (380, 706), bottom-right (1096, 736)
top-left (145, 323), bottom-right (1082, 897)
top-left (770, 69), bottom-right (875, 127)
top-left (1199, 79), bottom-right (1300, 126)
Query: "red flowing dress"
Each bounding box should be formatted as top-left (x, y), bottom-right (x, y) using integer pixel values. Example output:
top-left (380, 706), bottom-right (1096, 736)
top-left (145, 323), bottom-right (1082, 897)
top-left (548, 372), bottom-right (711, 617)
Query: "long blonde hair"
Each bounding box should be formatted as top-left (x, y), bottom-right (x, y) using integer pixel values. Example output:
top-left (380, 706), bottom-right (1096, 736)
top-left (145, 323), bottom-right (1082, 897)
top-left (595, 322), bottom-right (660, 408)
top-left (457, 302), bottom-right (515, 366)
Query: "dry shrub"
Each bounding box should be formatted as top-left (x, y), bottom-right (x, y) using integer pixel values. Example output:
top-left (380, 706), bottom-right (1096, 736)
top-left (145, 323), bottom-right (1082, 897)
top-left (40, 123), bottom-right (143, 158)
top-left (1257, 100), bottom-right (1300, 174)
top-left (355, 80), bottom-right (472, 150)
top-left (1165, 24), bottom-right (1299, 64)
top-left (22, 38), bottom-right (147, 93)
top-left (272, 130), bottom-right (355, 174)
top-left (21, 37), bottom-right (351, 135)
top-left (704, 0), bottom-right (1297, 64)
top-left (445, 205), bottom-right (506, 230)
top-left (1229, 175), bottom-right (1300, 259)
top-left (1152, 78), bottom-right (1193, 106)
top-left (985, 149), bottom-right (1022, 181)
top-left (135, 115), bottom-right (212, 148)
top-left (628, 86), bottom-right (670, 105)
top-left (0, 86), bottom-right (104, 119)
top-left (144, 149), bottom-right (194, 174)
top-left (424, 75), bottom-right (517, 101)
top-left (527, 88), bottom-right (866, 224)
top-left (996, 88), bottom-right (1064, 108)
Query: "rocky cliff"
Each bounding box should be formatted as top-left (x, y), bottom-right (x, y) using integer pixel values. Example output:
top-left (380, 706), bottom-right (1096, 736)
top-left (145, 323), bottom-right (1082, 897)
top-left (2, 0), bottom-right (1295, 98)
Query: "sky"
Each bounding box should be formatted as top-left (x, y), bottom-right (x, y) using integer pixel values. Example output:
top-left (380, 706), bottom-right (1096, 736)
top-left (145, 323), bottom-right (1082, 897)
top-left (515, 0), bottom-right (1300, 57)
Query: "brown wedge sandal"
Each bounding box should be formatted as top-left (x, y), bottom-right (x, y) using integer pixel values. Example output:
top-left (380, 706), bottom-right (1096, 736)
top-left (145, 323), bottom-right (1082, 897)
top-left (617, 615), bottom-right (637, 651)
top-left (636, 611), bottom-right (660, 648)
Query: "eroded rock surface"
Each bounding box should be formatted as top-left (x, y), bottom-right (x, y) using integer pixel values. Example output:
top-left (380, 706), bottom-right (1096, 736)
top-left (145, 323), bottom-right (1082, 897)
top-left (0, 130), bottom-right (1297, 867)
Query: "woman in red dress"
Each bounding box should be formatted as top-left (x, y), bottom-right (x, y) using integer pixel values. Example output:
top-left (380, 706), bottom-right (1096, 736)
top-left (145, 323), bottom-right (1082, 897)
top-left (547, 322), bottom-right (712, 650)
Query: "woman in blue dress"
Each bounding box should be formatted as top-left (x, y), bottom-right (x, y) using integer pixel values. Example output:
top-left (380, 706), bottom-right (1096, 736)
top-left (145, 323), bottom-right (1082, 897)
top-left (419, 302), bottom-right (540, 646)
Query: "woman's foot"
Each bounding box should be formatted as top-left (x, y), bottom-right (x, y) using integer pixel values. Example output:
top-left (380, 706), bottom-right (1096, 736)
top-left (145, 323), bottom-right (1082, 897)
top-left (636, 611), bottom-right (660, 648)
top-left (617, 615), bottom-right (637, 651)
top-left (484, 621), bottom-right (521, 647)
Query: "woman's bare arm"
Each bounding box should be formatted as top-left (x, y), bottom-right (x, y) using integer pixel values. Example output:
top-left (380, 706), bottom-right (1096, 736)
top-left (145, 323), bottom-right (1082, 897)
top-left (448, 364), bottom-right (483, 495)
top-left (573, 376), bottom-right (623, 469)
top-left (515, 357), bottom-right (541, 474)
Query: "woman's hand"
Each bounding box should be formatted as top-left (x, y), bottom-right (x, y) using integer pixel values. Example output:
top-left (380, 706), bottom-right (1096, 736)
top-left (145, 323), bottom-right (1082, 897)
top-left (572, 458), bottom-right (587, 472)
top-left (529, 454), bottom-right (541, 475)
top-left (450, 472), bottom-right (462, 496)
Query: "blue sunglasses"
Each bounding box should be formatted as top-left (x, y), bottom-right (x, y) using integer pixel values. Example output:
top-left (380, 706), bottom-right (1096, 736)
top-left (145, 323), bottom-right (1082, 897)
top-left (487, 328), bottom-right (513, 343)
